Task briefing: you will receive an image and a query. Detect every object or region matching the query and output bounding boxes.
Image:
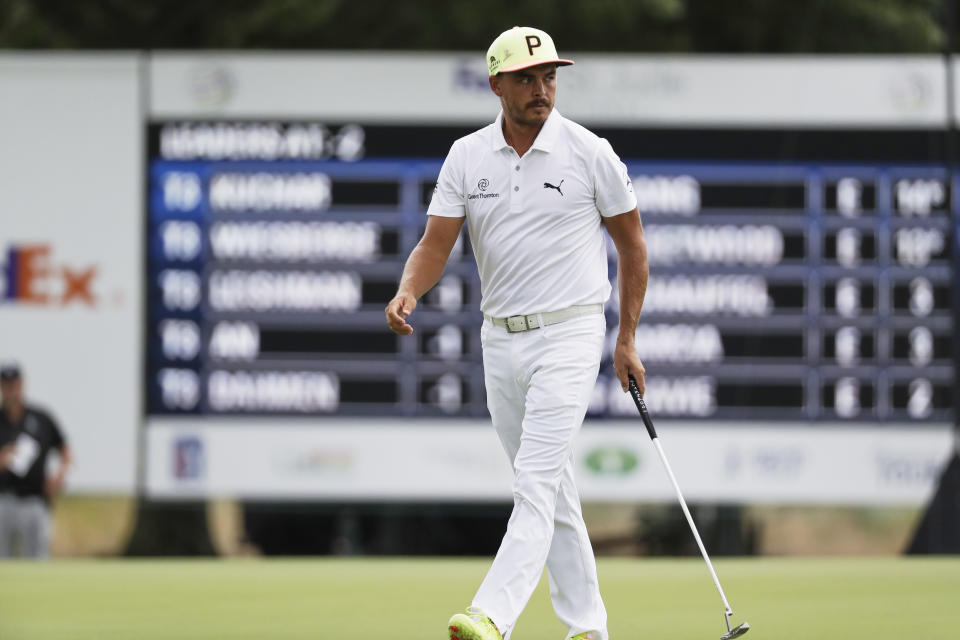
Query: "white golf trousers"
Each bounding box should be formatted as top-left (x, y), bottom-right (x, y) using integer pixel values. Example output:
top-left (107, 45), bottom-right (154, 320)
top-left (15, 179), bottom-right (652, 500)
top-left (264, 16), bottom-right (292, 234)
top-left (473, 313), bottom-right (609, 640)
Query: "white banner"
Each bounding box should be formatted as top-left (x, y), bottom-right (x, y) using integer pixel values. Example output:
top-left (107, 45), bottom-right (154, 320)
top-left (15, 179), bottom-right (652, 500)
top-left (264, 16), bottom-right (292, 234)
top-left (0, 54), bottom-right (142, 492)
top-left (149, 53), bottom-right (947, 127)
top-left (146, 418), bottom-right (954, 505)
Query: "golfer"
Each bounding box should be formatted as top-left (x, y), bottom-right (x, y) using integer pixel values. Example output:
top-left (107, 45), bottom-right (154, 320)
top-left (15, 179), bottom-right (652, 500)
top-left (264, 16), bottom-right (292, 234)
top-left (385, 26), bottom-right (648, 640)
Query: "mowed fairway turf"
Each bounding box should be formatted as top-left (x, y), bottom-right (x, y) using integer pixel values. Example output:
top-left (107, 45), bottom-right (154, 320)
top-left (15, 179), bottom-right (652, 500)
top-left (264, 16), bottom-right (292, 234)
top-left (0, 557), bottom-right (957, 639)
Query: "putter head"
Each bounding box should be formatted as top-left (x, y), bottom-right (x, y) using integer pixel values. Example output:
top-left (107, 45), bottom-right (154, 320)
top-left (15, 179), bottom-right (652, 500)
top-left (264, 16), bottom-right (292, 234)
top-left (720, 622), bottom-right (749, 639)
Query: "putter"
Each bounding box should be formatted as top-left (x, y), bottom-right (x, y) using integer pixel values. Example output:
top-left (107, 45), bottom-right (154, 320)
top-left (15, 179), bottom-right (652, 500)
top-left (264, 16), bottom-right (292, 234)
top-left (628, 375), bottom-right (750, 640)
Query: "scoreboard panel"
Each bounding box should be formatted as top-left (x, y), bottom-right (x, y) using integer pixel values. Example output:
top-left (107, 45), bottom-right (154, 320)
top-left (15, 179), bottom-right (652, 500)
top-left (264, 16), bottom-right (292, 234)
top-left (146, 122), bottom-right (954, 422)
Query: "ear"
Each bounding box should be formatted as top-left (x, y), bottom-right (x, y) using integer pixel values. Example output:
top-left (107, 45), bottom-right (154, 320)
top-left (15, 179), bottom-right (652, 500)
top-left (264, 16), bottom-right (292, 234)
top-left (489, 75), bottom-right (502, 97)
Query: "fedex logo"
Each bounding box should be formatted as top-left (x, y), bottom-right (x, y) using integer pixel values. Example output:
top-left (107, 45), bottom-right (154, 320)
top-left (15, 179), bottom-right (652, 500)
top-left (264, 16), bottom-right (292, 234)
top-left (1, 244), bottom-right (97, 306)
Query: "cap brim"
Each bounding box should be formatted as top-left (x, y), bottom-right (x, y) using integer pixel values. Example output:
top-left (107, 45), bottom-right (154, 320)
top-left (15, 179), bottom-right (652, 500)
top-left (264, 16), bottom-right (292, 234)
top-left (497, 59), bottom-right (574, 74)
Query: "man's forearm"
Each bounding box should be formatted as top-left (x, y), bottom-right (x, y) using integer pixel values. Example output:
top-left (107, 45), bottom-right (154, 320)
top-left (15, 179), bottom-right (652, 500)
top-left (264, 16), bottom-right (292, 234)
top-left (396, 241), bottom-right (451, 299)
top-left (616, 245), bottom-right (648, 344)
top-left (55, 448), bottom-right (73, 482)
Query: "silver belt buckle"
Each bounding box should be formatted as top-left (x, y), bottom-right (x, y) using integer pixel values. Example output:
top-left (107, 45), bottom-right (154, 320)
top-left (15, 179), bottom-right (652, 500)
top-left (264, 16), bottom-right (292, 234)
top-left (506, 315), bottom-right (528, 332)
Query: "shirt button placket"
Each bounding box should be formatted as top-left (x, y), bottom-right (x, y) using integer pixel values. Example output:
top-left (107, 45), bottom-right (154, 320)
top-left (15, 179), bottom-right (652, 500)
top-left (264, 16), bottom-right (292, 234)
top-left (510, 159), bottom-right (522, 212)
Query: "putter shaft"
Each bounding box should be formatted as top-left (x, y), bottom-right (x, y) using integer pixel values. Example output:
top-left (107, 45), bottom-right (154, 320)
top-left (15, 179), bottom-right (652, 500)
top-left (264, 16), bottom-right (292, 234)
top-left (627, 375), bottom-right (750, 639)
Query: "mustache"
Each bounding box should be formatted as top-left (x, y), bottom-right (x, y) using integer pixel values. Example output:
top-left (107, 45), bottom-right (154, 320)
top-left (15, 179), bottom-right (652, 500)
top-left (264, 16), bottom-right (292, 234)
top-left (527, 99), bottom-right (550, 109)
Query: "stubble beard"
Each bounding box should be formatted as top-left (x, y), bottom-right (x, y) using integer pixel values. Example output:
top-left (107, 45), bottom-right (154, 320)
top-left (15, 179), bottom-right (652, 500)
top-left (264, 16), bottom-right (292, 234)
top-left (509, 102), bottom-right (551, 128)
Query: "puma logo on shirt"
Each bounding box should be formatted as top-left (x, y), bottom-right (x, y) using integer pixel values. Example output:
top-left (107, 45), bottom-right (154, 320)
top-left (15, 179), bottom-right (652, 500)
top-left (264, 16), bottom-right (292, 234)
top-left (543, 179), bottom-right (564, 196)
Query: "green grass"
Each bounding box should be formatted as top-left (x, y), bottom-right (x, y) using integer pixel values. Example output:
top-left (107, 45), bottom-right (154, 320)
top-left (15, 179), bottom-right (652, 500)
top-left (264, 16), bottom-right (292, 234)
top-left (0, 557), bottom-right (957, 639)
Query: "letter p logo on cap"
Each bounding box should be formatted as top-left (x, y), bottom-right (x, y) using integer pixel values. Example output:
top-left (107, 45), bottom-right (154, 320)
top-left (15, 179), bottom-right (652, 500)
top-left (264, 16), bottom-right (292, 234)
top-left (486, 26), bottom-right (574, 77)
top-left (525, 35), bottom-right (541, 56)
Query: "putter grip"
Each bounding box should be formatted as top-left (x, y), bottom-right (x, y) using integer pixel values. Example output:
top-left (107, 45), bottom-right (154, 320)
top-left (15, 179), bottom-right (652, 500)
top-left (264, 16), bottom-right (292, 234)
top-left (627, 375), bottom-right (658, 440)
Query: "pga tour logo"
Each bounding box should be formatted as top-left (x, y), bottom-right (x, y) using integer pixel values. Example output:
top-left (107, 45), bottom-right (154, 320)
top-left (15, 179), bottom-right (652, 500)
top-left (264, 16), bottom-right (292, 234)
top-left (173, 436), bottom-right (206, 481)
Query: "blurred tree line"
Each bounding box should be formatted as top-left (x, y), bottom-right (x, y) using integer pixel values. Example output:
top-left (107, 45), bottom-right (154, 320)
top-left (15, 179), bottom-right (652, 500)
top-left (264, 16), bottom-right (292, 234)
top-left (0, 0), bottom-right (951, 52)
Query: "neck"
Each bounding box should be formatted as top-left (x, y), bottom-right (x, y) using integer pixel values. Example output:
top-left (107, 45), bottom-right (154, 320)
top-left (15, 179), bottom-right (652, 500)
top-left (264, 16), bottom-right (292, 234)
top-left (3, 402), bottom-right (23, 423)
top-left (502, 114), bottom-right (545, 158)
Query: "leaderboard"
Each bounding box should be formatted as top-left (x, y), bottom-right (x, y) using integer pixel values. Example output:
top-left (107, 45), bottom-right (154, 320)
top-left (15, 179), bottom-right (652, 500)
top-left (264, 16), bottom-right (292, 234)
top-left (146, 121), bottom-right (954, 422)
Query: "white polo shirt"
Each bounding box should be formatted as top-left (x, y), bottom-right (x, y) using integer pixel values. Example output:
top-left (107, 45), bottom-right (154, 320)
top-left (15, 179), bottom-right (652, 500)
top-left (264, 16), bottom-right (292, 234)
top-left (427, 108), bottom-right (637, 318)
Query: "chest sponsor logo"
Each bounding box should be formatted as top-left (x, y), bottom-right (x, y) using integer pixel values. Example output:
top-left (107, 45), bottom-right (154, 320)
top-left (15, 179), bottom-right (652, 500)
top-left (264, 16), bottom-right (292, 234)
top-left (544, 179), bottom-right (564, 196)
top-left (468, 178), bottom-right (500, 200)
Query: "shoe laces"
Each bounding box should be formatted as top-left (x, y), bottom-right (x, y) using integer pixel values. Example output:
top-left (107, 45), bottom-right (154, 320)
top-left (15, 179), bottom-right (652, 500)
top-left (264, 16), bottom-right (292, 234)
top-left (466, 606), bottom-right (487, 622)
top-left (466, 607), bottom-right (501, 637)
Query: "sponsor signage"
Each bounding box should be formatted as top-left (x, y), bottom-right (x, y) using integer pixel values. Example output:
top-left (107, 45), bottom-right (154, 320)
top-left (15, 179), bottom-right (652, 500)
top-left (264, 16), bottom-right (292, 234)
top-left (0, 54), bottom-right (141, 492)
top-left (150, 53), bottom-right (949, 127)
top-left (1, 244), bottom-right (98, 306)
top-left (146, 419), bottom-right (954, 505)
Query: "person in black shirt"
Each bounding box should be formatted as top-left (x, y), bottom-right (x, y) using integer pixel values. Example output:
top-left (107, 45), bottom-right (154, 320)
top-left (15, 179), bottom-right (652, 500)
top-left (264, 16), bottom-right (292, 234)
top-left (0, 363), bottom-right (73, 558)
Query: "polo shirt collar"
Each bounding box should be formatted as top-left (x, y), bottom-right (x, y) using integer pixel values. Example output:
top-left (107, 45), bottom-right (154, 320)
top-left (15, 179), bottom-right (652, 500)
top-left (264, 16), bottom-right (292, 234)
top-left (490, 108), bottom-right (563, 153)
top-left (491, 111), bottom-right (510, 151)
top-left (531, 108), bottom-right (562, 153)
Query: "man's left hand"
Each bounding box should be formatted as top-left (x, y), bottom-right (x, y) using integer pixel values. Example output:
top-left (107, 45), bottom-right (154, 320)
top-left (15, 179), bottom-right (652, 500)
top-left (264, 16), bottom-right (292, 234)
top-left (613, 340), bottom-right (645, 395)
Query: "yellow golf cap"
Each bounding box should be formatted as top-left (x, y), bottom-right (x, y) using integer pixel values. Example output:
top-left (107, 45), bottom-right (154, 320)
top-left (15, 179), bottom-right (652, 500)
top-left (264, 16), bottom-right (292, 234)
top-left (487, 26), bottom-right (574, 76)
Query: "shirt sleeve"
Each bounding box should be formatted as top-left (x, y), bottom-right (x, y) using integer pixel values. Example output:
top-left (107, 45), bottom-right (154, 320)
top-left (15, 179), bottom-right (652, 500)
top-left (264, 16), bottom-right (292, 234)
top-left (46, 413), bottom-right (66, 451)
top-left (426, 140), bottom-right (466, 218)
top-left (593, 138), bottom-right (638, 217)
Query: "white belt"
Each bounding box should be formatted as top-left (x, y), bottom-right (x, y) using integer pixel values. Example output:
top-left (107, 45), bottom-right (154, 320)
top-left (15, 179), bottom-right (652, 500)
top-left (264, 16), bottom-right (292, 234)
top-left (484, 304), bottom-right (603, 333)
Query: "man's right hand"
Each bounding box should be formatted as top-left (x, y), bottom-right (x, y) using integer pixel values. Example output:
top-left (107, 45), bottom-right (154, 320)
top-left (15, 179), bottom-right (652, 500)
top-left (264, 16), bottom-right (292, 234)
top-left (0, 444), bottom-right (13, 471)
top-left (385, 292), bottom-right (418, 335)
